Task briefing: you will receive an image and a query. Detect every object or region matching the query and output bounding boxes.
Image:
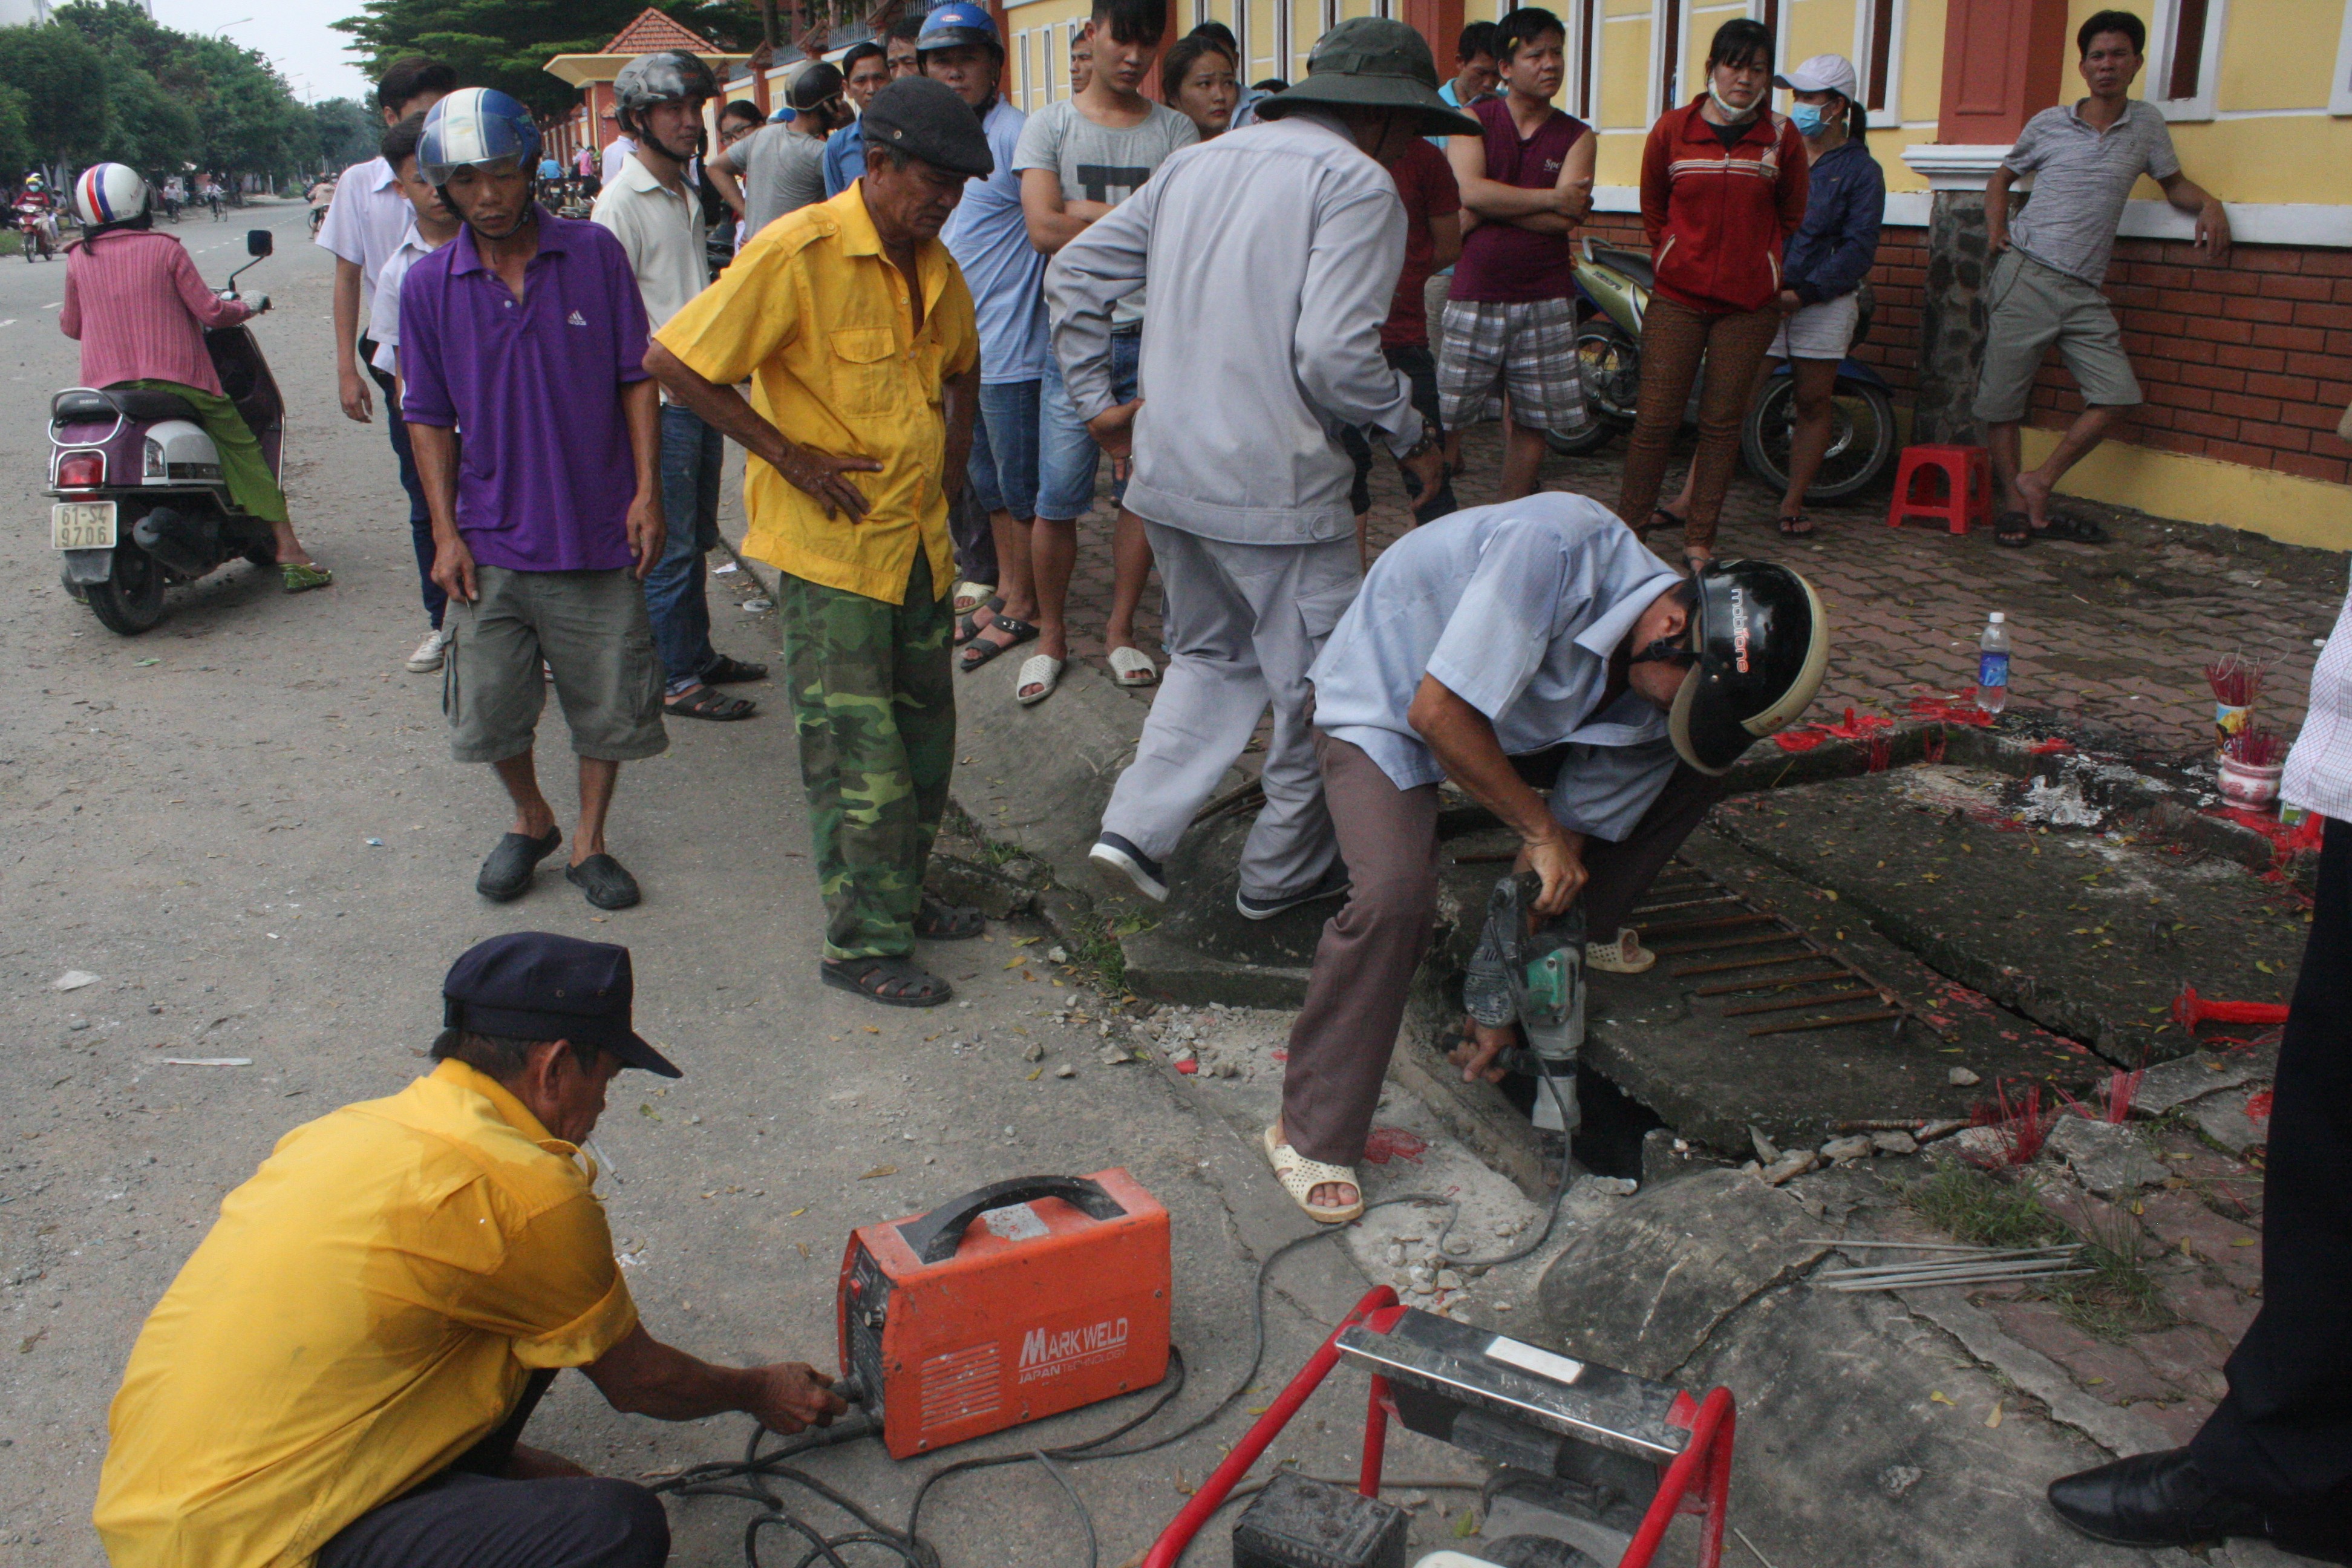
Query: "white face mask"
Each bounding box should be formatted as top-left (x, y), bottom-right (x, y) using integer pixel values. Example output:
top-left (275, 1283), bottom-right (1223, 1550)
top-left (1708, 82), bottom-right (1759, 122)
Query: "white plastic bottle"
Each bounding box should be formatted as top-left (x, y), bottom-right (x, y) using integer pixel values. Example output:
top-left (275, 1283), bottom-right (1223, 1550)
top-left (1976, 612), bottom-right (2011, 715)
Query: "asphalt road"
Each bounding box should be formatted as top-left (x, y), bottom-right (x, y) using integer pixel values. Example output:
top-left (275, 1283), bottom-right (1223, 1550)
top-left (0, 199), bottom-right (1468, 1566)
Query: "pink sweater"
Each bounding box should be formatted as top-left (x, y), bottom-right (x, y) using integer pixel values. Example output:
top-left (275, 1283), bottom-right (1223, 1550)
top-left (59, 229), bottom-right (253, 395)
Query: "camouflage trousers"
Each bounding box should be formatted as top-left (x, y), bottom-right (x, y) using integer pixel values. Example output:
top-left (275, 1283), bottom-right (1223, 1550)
top-left (779, 552), bottom-right (956, 962)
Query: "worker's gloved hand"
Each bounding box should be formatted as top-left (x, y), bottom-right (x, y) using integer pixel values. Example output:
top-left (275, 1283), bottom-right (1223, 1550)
top-left (749, 1362), bottom-right (850, 1434)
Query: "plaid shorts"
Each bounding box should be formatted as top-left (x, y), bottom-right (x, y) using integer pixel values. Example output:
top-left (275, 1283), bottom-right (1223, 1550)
top-left (1436, 296), bottom-right (1590, 436)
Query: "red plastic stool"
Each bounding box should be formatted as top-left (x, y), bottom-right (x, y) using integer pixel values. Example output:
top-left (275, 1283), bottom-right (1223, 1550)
top-left (1886, 443), bottom-right (1991, 534)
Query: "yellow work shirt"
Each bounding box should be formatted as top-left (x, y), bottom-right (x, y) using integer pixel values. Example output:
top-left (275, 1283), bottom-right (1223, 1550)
top-left (655, 182), bottom-right (978, 605)
top-left (94, 1060), bottom-right (639, 1568)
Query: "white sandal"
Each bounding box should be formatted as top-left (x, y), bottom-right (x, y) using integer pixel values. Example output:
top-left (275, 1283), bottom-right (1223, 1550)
top-left (1014, 653), bottom-right (1064, 707)
top-left (1262, 1124), bottom-right (1364, 1225)
top-left (952, 580), bottom-right (995, 616)
top-left (1587, 926), bottom-right (1656, 975)
top-left (1107, 645), bottom-right (1158, 688)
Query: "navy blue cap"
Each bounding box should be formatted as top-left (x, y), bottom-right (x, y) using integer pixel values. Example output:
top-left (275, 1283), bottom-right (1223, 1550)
top-left (441, 932), bottom-right (681, 1078)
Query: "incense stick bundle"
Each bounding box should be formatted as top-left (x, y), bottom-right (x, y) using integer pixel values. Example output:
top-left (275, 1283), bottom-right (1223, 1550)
top-left (2205, 655), bottom-right (2265, 708)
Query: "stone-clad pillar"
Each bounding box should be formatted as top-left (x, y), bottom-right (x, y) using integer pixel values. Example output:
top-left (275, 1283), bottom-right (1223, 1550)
top-left (1900, 0), bottom-right (2069, 445)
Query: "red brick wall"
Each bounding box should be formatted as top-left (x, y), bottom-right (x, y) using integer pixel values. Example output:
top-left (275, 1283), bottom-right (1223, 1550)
top-left (2042, 238), bottom-right (2352, 486)
top-left (1575, 214), bottom-right (2350, 485)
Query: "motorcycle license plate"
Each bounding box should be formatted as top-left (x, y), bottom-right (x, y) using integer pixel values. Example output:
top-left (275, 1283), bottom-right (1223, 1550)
top-left (51, 500), bottom-right (117, 550)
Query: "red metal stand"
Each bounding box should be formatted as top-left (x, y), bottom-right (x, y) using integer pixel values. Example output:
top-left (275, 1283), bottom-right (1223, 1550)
top-left (1140, 1288), bottom-right (1737, 1568)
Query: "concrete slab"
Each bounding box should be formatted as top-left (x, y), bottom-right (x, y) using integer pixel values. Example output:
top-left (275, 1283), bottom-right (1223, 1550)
top-left (1705, 767), bottom-right (2308, 1064)
top-left (2131, 1051), bottom-right (2272, 1119)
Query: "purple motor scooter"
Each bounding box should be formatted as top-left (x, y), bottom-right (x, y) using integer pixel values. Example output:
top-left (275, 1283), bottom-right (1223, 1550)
top-left (47, 226), bottom-right (282, 635)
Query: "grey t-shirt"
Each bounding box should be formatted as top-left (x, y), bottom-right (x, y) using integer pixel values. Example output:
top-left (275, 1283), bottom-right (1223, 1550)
top-left (725, 123), bottom-right (831, 240)
top-left (2002, 99), bottom-right (2181, 285)
top-left (1013, 96), bottom-right (1196, 327)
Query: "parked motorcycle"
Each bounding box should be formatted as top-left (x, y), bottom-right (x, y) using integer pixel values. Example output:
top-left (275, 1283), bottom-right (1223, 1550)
top-left (1553, 238), bottom-right (1900, 503)
top-left (47, 229), bottom-right (281, 635)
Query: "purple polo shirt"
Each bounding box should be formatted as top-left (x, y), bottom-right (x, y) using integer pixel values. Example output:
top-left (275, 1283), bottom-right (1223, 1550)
top-left (397, 209), bottom-right (651, 572)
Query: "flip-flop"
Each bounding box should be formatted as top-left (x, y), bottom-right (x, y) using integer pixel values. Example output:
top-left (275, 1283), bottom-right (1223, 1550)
top-left (954, 596), bottom-right (1004, 645)
top-left (281, 561), bottom-right (333, 593)
top-left (959, 615), bottom-right (1037, 671)
top-left (1994, 510), bottom-right (2033, 548)
top-left (912, 895), bottom-right (985, 940)
top-left (701, 654), bottom-right (768, 684)
top-left (822, 955), bottom-right (953, 1007)
top-left (952, 580), bottom-right (996, 616)
top-left (2036, 511), bottom-right (2111, 544)
top-left (1107, 645), bottom-right (1158, 688)
top-left (664, 685), bottom-right (757, 721)
top-left (477, 826), bottom-right (561, 902)
top-left (566, 854), bottom-right (641, 910)
top-left (1015, 653), bottom-right (1064, 707)
top-left (1775, 514), bottom-right (1815, 538)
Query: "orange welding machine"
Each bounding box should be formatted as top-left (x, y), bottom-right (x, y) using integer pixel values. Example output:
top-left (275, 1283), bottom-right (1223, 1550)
top-left (837, 1171), bottom-right (1171, 1459)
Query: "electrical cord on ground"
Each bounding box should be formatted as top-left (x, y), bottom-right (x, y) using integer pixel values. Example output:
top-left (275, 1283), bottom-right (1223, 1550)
top-left (658, 1049), bottom-right (1578, 1568)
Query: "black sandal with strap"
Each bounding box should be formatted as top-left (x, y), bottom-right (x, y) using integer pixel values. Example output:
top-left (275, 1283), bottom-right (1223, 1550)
top-left (954, 596), bottom-right (1004, 645)
top-left (821, 955), bottom-right (953, 1007)
top-left (701, 654), bottom-right (768, 684)
top-left (958, 615), bottom-right (1039, 672)
top-left (912, 895), bottom-right (986, 940)
top-left (1777, 513), bottom-right (1815, 538)
top-left (1994, 509), bottom-right (2033, 548)
top-left (665, 685), bottom-right (757, 720)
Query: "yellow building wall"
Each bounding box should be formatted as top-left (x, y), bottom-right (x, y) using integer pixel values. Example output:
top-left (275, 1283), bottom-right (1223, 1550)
top-left (1005, 0), bottom-right (1093, 111)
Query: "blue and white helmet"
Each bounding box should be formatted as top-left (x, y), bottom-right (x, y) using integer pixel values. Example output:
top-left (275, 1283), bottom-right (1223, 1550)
top-left (71, 163), bottom-right (148, 228)
top-left (418, 87), bottom-right (543, 187)
top-left (917, 1), bottom-right (1001, 53)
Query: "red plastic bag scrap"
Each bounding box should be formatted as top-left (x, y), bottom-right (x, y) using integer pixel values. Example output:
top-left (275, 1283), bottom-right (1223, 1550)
top-left (1361, 1127), bottom-right (1428, 1165)
top-left (1907, 692), bottom-right (1996, 728)
top-left (2028, 737), bottom-right (2074, 756)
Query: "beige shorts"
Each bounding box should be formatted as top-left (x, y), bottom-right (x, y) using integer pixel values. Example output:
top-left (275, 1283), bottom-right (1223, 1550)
top-left (444, 564), bottom-right (668, 765)
top-left (1972, 249), bottom-right (2142, 424)
top-left (1769, 292), bottom-right (1860, 361)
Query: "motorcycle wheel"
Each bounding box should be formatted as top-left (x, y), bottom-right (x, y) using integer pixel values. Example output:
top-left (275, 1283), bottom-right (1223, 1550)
top-left (1573, 322), bottom-right (1642, 428)
top-left (85, 544), bottom-right (168, 635)
top-left (1740, 373), bottom-right (1899, 503)
top-left (1543, 415), bottom-right (1618, 457)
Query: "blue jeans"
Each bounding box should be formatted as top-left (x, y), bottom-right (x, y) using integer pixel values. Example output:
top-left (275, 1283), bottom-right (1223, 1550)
top-left (366, 344), bottom-right (442, 629)
top-left (969, 379), bottom-right (1041, 522)
top-left (1037, 330), bottom-right (1139, 521)
top-left (648, 403), bottom-right (724, 694)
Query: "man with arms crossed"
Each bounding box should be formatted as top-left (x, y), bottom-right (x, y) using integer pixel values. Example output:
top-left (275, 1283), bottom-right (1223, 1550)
top-left (1055, 21), bottom-right (1463, 917)
top-left (1978, 8), bottom-right (2229, 547)
top-left (94, 932), bottom-right (844, 1568)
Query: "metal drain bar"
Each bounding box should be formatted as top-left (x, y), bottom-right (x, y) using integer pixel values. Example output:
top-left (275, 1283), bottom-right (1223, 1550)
top-left (1631, 862), bottom-right (1911, 1039)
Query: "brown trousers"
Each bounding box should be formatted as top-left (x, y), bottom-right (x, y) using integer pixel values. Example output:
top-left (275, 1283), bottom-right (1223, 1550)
top-left (1615, 296), bottom-right (1782, 549)
top-left (1281, 736), bottom-right (1730, 1168)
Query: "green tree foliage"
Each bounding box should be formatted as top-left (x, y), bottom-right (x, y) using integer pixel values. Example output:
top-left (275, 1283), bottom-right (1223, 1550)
top-left (313, 98), bottom-right (380, 172)
top-left (0, 83), bottom-right (32, 183)
top-left (333, 1), bottom-right (762, 122)
top-left (0, 21), bottom-right (110, 168)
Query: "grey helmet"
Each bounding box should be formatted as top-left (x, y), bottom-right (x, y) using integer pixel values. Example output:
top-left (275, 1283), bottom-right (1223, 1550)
top-left (613, 50), bottom-right (720, 137)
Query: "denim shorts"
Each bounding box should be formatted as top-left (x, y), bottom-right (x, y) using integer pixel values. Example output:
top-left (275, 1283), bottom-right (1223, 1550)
top-left (968, 379), bottom-right (1041, 521)
top-left (1037, 329), bottom-right (1140, 521)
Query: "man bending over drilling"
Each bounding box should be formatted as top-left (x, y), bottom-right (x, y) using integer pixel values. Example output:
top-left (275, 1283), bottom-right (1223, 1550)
top-left (94, 933), bottom-right (844, 1568)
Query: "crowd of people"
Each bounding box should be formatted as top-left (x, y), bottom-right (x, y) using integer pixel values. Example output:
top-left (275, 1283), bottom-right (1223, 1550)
top-left (57, 8), bottom-right (2352, 1566)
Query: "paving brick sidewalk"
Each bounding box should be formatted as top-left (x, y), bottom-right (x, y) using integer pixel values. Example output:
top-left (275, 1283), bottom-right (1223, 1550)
top-left (1034, 419), bottom-right (2344, 755)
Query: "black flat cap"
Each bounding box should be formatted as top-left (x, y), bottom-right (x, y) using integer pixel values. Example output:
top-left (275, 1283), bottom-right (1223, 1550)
top-left (858, 76), bottom-right (994, 179)
top-left (441, 932), bottom-right (681, 1077)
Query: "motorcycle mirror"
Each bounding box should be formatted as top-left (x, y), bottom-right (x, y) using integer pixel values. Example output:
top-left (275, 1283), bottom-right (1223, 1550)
top-left (246, 229), bottom-right (272, 258)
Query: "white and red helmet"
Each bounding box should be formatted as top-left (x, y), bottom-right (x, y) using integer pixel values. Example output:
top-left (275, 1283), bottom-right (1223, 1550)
top-left (72, 163), bottom-right (149, 228)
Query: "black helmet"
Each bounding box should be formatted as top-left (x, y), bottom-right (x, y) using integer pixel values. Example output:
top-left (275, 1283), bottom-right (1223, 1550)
top-left (1667, 559), bottom-right (1831, 775)
top-left (614, 50), bottom-right (720, 137)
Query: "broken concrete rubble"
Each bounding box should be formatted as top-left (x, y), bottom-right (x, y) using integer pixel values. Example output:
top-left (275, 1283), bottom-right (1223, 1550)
top-left (2044, 1114), bottom-right (2173, 1197)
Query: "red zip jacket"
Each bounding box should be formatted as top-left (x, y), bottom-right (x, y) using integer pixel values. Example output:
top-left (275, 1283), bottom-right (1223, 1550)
top-left (1640, 100), bottom-right (1809, 315)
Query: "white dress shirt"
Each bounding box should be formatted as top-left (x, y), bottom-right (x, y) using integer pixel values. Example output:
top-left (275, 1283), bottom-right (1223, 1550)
top-left (314, 156), bottom-right (413, 328)
top-left (2284, 583), bottom-right (2352, 823)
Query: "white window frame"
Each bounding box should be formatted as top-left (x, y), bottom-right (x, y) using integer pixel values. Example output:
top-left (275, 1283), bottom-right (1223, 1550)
top-left (1275, 0), bottom-right (1293, 82)
top-left (1647, 0), bottom-right (1680, 121)
top-left (1850, 0), bottom-right (1906, 126)
top-left (1321, 0), bottom-right (1341, 36)
top-left (2331, 0), bottom-right (2352, 116)
top-left (2146, 0), bottom-right (2227, 122)
top-left (1562, 0), bottom-right (1597, 120)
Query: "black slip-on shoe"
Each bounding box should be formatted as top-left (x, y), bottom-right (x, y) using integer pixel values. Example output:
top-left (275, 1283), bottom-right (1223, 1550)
top-left (566, 853), bottom-right (641, 910)
top-left (2047, 1449), bottom-right (2267, 1549)
top-left (1089, 832), bottom-right (1168, 903)
top-left (1236, 863), bottom-right (1352, 921)
top-left (477, 828), bottom-right (561, 902)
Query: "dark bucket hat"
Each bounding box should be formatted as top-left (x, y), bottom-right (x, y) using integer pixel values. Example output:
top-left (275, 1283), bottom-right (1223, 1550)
top-left (1253, 18), bottom-right (1484, 139)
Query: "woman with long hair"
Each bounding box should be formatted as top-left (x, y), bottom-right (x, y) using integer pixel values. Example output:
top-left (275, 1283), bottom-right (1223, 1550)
top-left (1163, 34), bottom-right (1240, 140)
top-left (1616, 18), bottom-right (1807, 570)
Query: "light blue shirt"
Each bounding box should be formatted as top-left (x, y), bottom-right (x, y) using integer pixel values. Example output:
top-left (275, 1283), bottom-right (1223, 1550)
top-left (943, 98), bottom-right (1048, 385)
top-left (1307, 495), bottom-right (1685, 841)
top-left (823, 121), bottom-right (864, 200)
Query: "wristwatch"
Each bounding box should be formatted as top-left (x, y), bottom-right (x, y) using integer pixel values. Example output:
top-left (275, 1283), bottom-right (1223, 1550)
top-left (1396, 430), bottom-right (1440, 463)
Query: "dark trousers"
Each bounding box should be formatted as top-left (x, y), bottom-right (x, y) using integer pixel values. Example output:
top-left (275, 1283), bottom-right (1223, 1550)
top-left (1343, 342), bottom-right (1459, 526)
top-left (1281, 740), bottom-right (1725, 1167)
top-left (1615, 297), bottom-right (1780, 549)
top-left (950, 482), bottom-right (998, 590)
top-left (2191, 815), bottom-right (2352, 1554)
top-left (364, 336), bottom-right (443, 629)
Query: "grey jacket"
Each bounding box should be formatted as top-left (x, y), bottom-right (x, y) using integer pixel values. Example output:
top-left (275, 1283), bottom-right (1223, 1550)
top-left (1044, 111), bottom-right (1423, 545)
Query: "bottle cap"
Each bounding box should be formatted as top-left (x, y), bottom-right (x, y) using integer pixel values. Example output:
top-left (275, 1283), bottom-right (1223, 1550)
top-left (1988, 612), bottom-right (2005, 624)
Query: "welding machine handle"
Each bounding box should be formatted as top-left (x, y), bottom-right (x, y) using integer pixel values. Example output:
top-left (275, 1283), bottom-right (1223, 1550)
top-left (897, 1175), bottom-right (1128, 1264)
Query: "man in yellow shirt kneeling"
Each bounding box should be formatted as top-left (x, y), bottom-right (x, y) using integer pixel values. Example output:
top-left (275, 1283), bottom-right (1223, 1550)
top-left (93, 932), bottom-right (844, 1568)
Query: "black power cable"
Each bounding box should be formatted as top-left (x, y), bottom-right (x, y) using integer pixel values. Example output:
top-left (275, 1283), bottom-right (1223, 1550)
top-left (658, 1050), bottom-right (1579, 1568)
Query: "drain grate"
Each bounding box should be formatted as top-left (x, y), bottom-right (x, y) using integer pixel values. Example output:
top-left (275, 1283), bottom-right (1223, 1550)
top-left (1632, 861), bottom-right (1910, 1039)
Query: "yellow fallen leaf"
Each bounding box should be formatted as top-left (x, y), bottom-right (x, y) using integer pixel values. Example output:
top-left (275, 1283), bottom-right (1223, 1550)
top-left (1245, 1405), bottom-right (1271, 1415)
top-left (2230, 1237), bottom-right (2258, 1247)
top-left (788, 1207), bottom-right (807, 1218)
top-left (860, 1165), bottom-right (898, 1179)
top-left (1824, 890), bottom-right (1838, 901)
top-left (864, 1025), bottom-right (881, 1034)
top-left (1013, 936), bottom-right (1040, 947)
top-left (2083, 1376), bottom-right (2106, 1387)
top-left (1027, 1067), bottom-right (1043, 1081)
top-left (1929, 1391), bottom-right (1955, 1406)
top-left (1005, 959), bottom-right (1027, 970)
top-left (794, 1241), bottom-right (811, 1258)
top-left (1985, 1401), bottom-right (2004, 1429)
top-left (1921, 874), bottom-right (1941, 883)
